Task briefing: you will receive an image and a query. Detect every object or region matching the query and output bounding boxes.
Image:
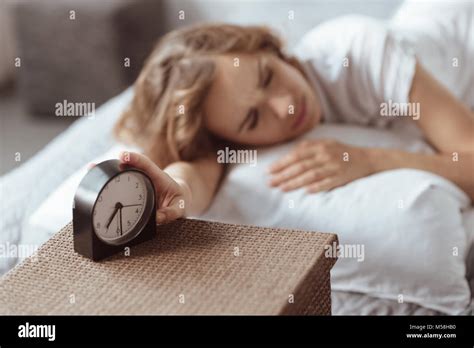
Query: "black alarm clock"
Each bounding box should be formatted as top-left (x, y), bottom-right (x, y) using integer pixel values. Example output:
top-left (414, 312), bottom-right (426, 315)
top-left (73, 159), bottom-right (156, 261)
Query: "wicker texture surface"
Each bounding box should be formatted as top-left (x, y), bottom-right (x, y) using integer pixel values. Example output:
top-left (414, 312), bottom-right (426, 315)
top-left (0, 219), bottom-right (337, 315)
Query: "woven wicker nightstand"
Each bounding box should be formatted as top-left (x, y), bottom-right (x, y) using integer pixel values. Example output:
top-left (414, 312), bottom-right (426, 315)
top-left (0, 219), bottom-right (338, 315)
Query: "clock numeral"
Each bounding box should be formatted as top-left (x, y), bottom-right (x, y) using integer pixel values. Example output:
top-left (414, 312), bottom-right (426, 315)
top-left (93, 210), bottom-right (97, 216)
top-left (115, 176), bottom-right (121, 183)
top-left (135, 208), bottom-right (139, 214)
top-left (138, 194), bottom-right (143, 201)
top-left (135, 182), bottom-right (139, 189)
top-left (127, 220), bottom-right (131, 227)
top-left (98, 196), bottom-right (103, 202)
top-left (128, 175), bottom-right (130, 182)
top-left (96, 222), bottom-right (101, 229)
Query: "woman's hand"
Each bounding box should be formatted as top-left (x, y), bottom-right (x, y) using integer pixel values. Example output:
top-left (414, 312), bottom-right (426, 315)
top-left (119, 151), bottom-right (190, 224)
top-left (268, 139), bottom-right (375, 193)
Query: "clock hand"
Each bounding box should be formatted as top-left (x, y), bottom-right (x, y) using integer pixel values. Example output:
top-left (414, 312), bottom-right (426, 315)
top-left (106, 202), bottom-right (124, 230)
top-left (119, 207), bottom-right (123, 236)
top-left (106, 206), bottom-right (119, 229)
top-left (121, 204), bottom-right (143, 208)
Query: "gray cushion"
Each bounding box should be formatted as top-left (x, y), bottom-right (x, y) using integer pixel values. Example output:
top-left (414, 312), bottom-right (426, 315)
top-left (13, 0), bottom-right (162, 114)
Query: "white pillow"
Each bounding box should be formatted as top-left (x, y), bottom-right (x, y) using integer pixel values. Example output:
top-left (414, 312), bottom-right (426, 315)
top-left (200, 123), bottom-right (472, 314)
top-left (24, 123), bottom-right (472, 314)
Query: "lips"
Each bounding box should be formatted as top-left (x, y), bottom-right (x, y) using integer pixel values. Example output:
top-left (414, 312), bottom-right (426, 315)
top-left (292, 96), bottom-right (306, 130)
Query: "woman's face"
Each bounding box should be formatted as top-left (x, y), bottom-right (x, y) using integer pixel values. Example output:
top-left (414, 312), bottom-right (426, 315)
top-left (202, 52), bottom-right (322, 147)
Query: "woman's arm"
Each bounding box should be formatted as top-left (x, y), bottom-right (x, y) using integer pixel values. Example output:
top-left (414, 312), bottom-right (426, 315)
top-left (373, 61), bottom-right (474, 199)
top-left (164, 156), bottom-right (224, 216)
top-left (367, 62), bottom-right (474, 199)
top-left (409, 62), bottom-right (474, 154)
top-left (369, 148), bottom-right (474, 199)
top-left (268, 139), bottom-right (474, 201)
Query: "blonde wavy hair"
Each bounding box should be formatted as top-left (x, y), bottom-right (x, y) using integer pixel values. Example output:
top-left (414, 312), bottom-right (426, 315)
top-left (113, 23), bottom-right (304, 168)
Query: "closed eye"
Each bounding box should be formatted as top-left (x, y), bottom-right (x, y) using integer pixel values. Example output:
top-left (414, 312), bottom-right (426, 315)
top-left (248, 109), bottom-right (259, 130)
top-left (238, 108), bottom-right (260, 133)
top-left (263, 69), bottom-right (273, 88)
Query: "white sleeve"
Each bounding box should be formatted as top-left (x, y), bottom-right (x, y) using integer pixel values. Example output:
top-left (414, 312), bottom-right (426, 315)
top-left (294, 16), bottom-right (417, 127)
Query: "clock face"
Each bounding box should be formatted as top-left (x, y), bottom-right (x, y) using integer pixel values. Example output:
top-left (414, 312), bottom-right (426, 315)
top-left (92, 171), bottom-right (153, 245)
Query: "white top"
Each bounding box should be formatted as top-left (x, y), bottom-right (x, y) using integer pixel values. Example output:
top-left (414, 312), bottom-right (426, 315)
top-left (293, 5), bottom-right (473, 127)
top-left (293, 15), bottom-right (417, 128)
top-left (390, 0), bottom-right (474, 108)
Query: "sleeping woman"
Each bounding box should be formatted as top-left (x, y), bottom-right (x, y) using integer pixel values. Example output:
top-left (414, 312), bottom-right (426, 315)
top-left (112, 4), bottom-right (474, 224)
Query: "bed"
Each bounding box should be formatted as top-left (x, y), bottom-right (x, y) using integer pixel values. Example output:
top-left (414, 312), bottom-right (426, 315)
top-left (1, 87), bottom-right (473, 315)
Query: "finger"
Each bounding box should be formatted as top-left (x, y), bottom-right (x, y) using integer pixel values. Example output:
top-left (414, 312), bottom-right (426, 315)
top-left (295, 139), bottom-right (315, 150)
top-left (280, 168), bottom-right (333, 192)
top-left (306, 176), bottom-right (345, 194)
top-left (156, 206), bottom-right (184, 224)
top-left (268, 147), bottom-right (315, 174)
top-left (119, 151), bottom-right (169, 184)
top-left (296, 138), bottom-right (334, 149)
top-left (269, 158), bottom-right (319, 187)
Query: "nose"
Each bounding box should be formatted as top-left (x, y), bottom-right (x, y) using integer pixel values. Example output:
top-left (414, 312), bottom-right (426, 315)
top-left (266, 94), bottom-right (295, 120)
